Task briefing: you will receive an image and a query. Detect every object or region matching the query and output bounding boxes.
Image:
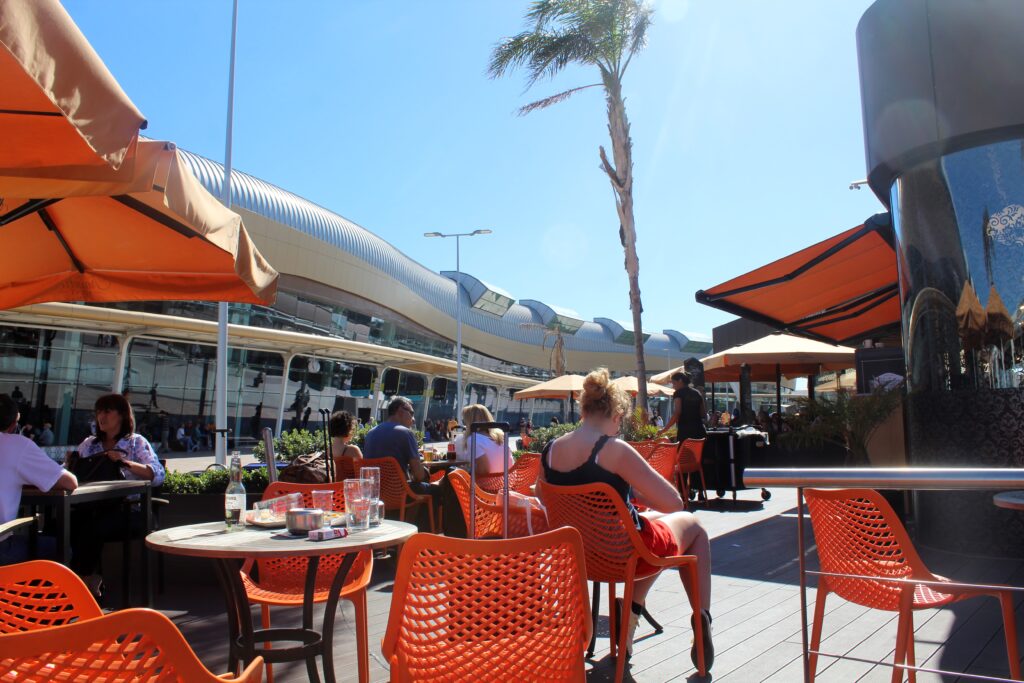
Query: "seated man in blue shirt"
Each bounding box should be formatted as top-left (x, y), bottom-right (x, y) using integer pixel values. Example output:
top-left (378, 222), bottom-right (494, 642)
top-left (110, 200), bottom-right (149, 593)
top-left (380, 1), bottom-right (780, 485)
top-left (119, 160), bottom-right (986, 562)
top-left (363, 397), bottom-right (440, 524)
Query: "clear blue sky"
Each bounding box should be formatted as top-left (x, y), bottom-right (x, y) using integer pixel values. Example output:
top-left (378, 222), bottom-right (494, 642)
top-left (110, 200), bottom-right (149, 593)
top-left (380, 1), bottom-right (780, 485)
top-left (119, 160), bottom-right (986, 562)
top-left (63, 0), bottom-right (884, 339)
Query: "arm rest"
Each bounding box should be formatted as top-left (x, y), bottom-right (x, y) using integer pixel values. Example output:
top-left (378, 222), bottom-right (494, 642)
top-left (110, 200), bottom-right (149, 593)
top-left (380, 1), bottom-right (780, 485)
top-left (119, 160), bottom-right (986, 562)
top-left (0, 516), bottom-right (34, 537)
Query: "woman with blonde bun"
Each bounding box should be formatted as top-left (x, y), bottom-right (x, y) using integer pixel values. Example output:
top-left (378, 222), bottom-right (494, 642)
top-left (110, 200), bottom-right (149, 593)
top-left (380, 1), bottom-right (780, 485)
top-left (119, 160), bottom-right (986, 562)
top-left (455, 404), bottom-right (511, 477)
top-left (538, 368), bottom-right (714, 670)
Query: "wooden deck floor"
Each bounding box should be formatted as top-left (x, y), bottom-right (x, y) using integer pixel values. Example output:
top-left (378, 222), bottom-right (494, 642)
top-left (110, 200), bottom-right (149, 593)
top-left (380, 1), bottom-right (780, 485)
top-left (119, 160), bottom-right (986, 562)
top-left (146, 488), bottom-right (1024, 682)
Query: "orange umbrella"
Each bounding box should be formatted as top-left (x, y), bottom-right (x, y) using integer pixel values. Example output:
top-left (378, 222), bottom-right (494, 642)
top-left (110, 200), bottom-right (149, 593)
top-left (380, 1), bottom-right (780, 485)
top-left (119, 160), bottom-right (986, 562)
top-left (0, 0), bottom-right (146, 179)
top-left (956, 282), bottom-right (986, 350)
top-left (0, 140), bottom-right (278, 308)
top-left (690, 334), bottom-right (855, 383)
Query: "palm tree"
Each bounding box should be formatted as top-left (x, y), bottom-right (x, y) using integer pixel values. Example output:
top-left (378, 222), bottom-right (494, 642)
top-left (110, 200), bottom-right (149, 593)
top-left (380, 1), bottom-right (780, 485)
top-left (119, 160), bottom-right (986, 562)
top-left (489, 0), bottom-right (653, 416)
top-left (520, 322), bottom-right (567, 376)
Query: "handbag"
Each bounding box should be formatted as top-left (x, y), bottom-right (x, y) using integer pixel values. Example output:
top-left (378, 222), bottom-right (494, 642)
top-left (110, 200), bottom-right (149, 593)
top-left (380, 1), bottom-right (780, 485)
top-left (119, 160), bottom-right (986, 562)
top-left (67, 449), bottom-right (127, 483)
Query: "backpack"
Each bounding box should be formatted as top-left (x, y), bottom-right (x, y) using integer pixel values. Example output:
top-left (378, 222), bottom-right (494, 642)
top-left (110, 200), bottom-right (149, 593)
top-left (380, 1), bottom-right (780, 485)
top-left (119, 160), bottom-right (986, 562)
top-left (279, 451), bottom-right (329, 484)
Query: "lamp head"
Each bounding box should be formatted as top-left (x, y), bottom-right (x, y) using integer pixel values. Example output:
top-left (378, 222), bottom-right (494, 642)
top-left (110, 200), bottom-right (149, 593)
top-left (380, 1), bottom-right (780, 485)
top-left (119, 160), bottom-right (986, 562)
top-left (471, 229), bottom-right (492, 236)
top-left (423, 232), bottom-right (443, 238)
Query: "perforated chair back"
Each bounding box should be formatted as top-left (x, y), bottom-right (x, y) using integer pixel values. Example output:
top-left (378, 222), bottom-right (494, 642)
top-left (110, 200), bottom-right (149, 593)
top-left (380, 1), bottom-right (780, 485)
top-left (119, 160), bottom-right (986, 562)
top-left (626, 441), bottom-right (658, 460)
top-left (643, 442), bottom-right (678, 483)
top-left (805, 488), bottom-right (929, 611)
top-left (0, 608), bottom-right (263, 682)
top-left (476, 451), bottom-right (541, 494)
top-left (448, 468), bottom-right (547, 538)
top-left (356, 457), bottom-right (411, 511)
top-left (381, 528), bottom-right (591, 682)
top-left (0, 560), bottom-right (101, 633)
top-left (537, 480), bottom-right (654, 582)
top-left (333, 454), bottom-right (359, 481)
top-left (677, 438), bottom-right (705, 474)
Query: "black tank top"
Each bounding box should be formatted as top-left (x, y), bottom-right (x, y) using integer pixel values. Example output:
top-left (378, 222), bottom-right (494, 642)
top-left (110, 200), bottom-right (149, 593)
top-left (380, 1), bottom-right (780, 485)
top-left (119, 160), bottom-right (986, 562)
top-left (542, 435), bottom-right (642, 530)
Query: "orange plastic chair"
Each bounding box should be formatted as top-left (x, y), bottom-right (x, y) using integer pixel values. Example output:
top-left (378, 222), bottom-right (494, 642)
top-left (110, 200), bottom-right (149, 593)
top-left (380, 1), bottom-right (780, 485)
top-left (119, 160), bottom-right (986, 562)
top-left (356, 457), bottom-right (436, 532)
top-left (0, 560), bottom-right (101, 633)
top-left (805, 488), bottom-right (1021, 683)
top-left (448, 468), bottom-right (549, 538)
top-left (537, 480), bottom-right (708, 682)
top-left (675, 438), bottom-right (708, 505)
top-left (333, 453), bottom-right (359, 481)
top-left (641, 442), bottom-right (678, 485)
top-left (0, 607), bottom-right (263, 682)
top-left (381, 528), bottom-right (591, 682)
top-left (625, 440), bottom-right (658, 460)
top-left (476, 451), bottom-right (542, 494)
top-left (240, 481), bottom-right (373, 683)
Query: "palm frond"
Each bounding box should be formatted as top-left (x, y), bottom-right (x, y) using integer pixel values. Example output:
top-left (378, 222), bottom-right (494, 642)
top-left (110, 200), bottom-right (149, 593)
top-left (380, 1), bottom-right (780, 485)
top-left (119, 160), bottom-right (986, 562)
top-left (517, 84), bottom-right (601, 116)
top-left (525, 31), bottom-right (601, 86)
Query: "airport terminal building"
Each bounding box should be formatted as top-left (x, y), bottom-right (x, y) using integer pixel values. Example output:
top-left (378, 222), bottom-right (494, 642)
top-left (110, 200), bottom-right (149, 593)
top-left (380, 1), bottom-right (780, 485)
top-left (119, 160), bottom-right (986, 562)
top-left (0, 148), bottom-right (710, 448)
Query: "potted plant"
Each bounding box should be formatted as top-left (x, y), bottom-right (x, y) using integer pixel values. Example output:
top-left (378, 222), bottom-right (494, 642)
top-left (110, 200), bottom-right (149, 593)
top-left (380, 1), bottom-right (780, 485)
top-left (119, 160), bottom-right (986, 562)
top-left (784, 384), bottom-right (904, 466)
top-left (160, 467), bottom-right (269, 526)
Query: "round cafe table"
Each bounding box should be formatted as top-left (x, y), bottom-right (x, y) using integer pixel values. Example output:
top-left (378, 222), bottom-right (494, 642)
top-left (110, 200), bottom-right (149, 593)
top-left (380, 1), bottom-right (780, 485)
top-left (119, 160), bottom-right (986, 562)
top-left (993, 491), bottom-right (1024, 510)
top-left (147, 519), bottom-right (416, 683)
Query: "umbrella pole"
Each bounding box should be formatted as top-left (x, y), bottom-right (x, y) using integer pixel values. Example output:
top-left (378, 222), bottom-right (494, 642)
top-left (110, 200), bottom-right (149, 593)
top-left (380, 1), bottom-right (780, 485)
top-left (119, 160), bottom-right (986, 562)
top-left (776, 363), bottom-right (782, 414)
top-left (214, 0), bottom-right (240, 467)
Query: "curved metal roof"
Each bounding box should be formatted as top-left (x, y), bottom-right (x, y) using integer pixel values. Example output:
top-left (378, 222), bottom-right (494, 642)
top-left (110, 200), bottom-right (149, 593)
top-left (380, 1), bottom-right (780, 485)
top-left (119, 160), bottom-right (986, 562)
top-left (179, 148), bottom-right (698, 363)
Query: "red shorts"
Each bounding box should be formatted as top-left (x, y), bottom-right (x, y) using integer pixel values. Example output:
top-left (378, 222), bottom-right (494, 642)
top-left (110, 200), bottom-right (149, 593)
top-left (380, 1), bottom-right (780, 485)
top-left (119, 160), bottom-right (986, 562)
top-left (636, 517), bottom-right (679, 577)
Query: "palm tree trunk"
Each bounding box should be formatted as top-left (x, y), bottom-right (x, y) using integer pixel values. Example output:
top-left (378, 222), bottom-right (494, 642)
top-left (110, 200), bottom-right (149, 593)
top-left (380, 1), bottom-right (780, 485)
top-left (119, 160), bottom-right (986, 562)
top-left (599, 74), bottom-right (648, 418)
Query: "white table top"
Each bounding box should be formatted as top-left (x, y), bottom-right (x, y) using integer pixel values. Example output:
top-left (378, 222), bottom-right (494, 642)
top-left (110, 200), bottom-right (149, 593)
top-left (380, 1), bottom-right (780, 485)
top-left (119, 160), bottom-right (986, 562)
top-left (993, 491), bottom-right (1024, 511)
top-left (146, 519), bottom-right (416, 559)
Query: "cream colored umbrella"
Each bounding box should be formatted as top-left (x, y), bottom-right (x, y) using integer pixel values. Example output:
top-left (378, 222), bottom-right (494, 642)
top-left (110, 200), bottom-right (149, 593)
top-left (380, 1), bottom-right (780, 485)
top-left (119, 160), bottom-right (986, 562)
top-left (0, 0), bottom-right (146, 180)
top-left (512, 374), bottom-right (586, 400)
top-left (0, 140), bottom-right (278, 307)
top-left (612, 375), bottom-right (675, 397)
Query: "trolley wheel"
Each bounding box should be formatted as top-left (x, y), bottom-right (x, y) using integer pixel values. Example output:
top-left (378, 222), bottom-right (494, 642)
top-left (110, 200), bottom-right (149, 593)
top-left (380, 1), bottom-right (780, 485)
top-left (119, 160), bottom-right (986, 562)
top-left (688, 488), bottom-right (697, 501)
top-left (761, 489), bottom-right (772, 501)
top-left (716, 489), bottom-right (725, 498)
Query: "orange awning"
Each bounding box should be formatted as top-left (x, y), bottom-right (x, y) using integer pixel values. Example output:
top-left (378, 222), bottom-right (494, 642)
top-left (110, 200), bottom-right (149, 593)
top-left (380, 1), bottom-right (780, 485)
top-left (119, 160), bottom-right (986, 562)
top-left (0, 140), bottom-right (278, 308)
top-left (0, 0), bottom-right (146, 179)
top-left (695, 213), bottom-right (900, 345)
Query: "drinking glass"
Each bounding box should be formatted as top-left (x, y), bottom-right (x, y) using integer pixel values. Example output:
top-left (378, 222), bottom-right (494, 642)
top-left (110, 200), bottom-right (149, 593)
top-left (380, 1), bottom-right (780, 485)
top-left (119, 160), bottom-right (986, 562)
top-left (361, 467), bottom-right (382, 527)
top-left (344, 479), bottom-right (371, 532)
top-left (312, 489), bottom-right (334, 516)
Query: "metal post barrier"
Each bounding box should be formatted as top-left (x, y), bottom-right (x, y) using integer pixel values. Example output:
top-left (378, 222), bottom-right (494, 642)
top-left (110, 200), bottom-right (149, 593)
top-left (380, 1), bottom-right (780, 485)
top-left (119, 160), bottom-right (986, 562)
top-left (261, 427), bottom-right (278, 484)
top-left (744, 467), bottom-right (1024, 683)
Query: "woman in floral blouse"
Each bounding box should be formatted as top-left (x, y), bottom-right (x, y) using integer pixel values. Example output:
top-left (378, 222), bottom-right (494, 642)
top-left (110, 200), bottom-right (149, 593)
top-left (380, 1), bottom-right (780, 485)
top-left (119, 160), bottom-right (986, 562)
top-left (69, 393), bottom-right (164, 598)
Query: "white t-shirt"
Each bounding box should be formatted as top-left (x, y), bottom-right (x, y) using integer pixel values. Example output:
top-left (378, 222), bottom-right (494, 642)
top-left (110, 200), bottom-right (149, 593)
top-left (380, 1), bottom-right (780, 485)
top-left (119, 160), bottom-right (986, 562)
top-left (0, 432), bottom-right (65, 526)
top-left (455, 433), bottom-right (511, 474)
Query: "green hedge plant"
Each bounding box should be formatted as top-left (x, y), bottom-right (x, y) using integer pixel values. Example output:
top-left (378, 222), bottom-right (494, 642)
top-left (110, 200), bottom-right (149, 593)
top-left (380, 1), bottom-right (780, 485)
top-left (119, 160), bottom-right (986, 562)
top-left (162, 467), bottom-right (269, 495)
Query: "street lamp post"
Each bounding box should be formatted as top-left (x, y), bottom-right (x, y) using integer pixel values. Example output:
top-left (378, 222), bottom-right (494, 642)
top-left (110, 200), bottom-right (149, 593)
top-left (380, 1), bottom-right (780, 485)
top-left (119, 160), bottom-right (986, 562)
top-left (424, 229), bottom-right (492, 418)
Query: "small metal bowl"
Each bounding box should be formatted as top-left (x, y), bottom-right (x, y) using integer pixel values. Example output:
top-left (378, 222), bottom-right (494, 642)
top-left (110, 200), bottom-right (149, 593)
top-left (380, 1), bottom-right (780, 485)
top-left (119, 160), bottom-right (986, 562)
top-left (286, 508), bottom-right (324, 535)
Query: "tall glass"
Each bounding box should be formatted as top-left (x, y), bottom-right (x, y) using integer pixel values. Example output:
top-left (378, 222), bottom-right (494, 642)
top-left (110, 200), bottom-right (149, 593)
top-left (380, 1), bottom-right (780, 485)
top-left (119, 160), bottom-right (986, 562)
top-left (344, 479), bottom-right (371, 532)
top-left (362, 467), bottom-right (382, 527)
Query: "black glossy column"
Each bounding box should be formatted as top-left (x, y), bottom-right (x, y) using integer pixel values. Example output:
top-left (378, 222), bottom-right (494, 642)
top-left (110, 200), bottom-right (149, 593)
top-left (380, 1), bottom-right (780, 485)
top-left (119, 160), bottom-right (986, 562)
top-left (859, 0), bottom-right (1024, 556)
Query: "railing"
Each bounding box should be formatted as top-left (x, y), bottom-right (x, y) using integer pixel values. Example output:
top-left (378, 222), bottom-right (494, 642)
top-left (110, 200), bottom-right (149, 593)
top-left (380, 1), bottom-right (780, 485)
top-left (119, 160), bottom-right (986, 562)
top-left (744, 467), bottom-right (1024, 683)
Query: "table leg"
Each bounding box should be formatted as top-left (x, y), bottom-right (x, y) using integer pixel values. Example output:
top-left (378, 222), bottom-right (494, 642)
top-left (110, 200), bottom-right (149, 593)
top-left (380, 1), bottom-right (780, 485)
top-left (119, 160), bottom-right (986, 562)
top-left (213, 558), bottom-right (254, 675)
top-left (303, 556), bottom-right (322, 683)
top-left (320, 552), bottom-right (358, 683)
top-left (59, 498), bottom-right (70, 565)
top-left (142, 487), bottom-right (152, 607)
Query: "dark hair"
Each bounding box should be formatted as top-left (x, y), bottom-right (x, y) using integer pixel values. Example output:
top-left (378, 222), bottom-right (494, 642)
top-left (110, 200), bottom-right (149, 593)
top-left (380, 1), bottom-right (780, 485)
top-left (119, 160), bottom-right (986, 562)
top-left (671, 371), bottom-right (691, 386)
top-left (329, 411), bottom-right (355, 438)
top-left (387, 397), bottom-right (413, 416)
top-left (0, 394), bottom-right (17, 430)
top-left (94, 393), bottom-right (134, 441)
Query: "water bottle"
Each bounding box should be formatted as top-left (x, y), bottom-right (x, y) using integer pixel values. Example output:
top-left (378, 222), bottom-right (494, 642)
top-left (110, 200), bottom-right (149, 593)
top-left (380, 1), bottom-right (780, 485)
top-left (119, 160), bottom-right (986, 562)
top-left (225, 452), bottom-right (246, 530)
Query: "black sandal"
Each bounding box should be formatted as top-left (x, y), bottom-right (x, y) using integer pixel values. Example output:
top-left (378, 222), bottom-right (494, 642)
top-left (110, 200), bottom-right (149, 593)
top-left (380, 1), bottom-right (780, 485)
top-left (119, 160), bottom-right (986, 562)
top-left (690, 609), bottom-right (714, 672)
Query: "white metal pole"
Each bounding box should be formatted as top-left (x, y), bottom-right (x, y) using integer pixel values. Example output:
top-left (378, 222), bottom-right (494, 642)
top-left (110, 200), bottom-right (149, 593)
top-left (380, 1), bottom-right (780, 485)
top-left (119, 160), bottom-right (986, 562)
top-left (455, 235), bottom-right (464, 419)
top-left (215, 0), bottom-right (239, 466)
